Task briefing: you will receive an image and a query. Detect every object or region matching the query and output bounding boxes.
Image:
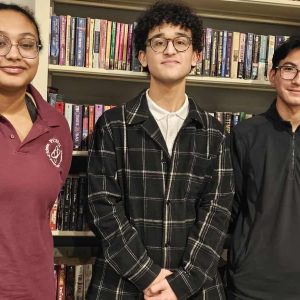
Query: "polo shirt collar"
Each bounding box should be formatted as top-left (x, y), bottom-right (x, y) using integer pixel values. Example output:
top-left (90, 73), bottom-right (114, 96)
top-left (126, 90), bottom-right (205, 129)
top-left (146, 89), bottom-right (189, 121)
top-left (27, 84), bottom-right (61, 127)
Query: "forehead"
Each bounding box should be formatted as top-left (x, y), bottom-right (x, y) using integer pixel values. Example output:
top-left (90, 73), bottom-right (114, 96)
top-left (280, 48), bottom-right (300, 66)
top-left (148, 23), bottom-right (191, 38)
top-left (0, 9), bottom-right (37, 37)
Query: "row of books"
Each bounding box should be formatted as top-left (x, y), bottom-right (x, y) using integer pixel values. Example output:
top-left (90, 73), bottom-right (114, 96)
top-left (50, 175), bottom-right (89, 231)
top-left (210, 111), bottom-right (253, 134)
top-left (50, 15), bottom-right (141, 71)
top-left (48, 92), bottom-right (115, 150)
top-left (194, 28), bottom-right (289, 80)
top-left (55, 264), bottom-right (92, 300)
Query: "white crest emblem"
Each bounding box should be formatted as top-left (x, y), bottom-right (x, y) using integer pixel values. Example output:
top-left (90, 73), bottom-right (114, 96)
top-left (45, 138), bottom-right (63, 168)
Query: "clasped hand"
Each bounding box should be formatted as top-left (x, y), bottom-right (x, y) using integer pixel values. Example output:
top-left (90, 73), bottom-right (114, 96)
top-left (143, 268), bottom-right (178, 300)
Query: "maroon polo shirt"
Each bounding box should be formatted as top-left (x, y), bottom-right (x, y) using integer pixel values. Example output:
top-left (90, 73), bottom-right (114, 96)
top-left (0, 85), bottom-right (72, 299)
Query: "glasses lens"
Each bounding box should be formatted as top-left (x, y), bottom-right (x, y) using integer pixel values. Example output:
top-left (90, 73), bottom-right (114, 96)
top-left (174, 36), bottom-right (190, 52)
top-left (280, 66), bottom-right (297, 80)
top-left (0, 36), bottom-right (10, 56)
top-left (18, 38), bottom-right (39, 58)
top-left (150, 38), bottom-right (167, 52)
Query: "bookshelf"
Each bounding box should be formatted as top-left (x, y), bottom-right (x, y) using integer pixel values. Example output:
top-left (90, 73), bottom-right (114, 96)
top-left (31, 0), bottom-right (300, 259)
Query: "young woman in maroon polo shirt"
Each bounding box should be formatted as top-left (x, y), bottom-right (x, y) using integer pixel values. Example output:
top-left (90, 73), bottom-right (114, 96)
top-left (0, 4), bottom-right (72, 299)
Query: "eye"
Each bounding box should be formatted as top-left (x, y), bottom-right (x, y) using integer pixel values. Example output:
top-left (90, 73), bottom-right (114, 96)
top-left (282, 66), bottom-right (296, 72)
top-left (152, 38), bottom-right (165, 47)
top-left (19, 39), bottom-right (36, 50)
top-left (175, 37), bottom-right (188, 46)
top-left (0, 38), bottom-right (8, 49)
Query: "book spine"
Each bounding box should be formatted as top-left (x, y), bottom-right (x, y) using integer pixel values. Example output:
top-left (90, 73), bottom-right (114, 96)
top-left (85, 17), bottom-right (91, 67)
top-left (109, 21), bottom-right (116, 69)
top-left (258, 35), bottom-right (268, 81)
top-left (59, 15), bottom-right (66, 65)
top-left (88, 18), bottom-right (95, 68)
top-left (244, 32), bottom-right (254, 79)
top-left (94, 104), bottom-right (103, 124)
top-left (122, 23), bottom-right (129, 70)
top-left (64, 103), bottom-right (73, 133)
top-left (65, 15), bottom-right (71, 66)
top-left (50, 15), bottom-right (60, 65)
top-left (237, 32), bottom-right (246, 79)
top-left (69, 17), bottom-right (76, 66)
top-left (93, 19), bottom-right (100, 68)
top-left (118, 23), bottom-right (125, 70)
top-left (72, 105), bottom-right (83, 150)
top-left (99, 19), bottom-right (108, 69)
top-left (69, 177), bottom-right (79, 231)
top-left (75, 17), bottom-right (87, 67)
top-left (105, 20), bottom-right (112, 69)
top-left (81, 105), bottom-right (89, 150)
top-left (230, 31), bottom-right (240, 79)
top-left (126, 23), bottom-right (133, 71)
top-left (114, 22), bottom-right (121, 69)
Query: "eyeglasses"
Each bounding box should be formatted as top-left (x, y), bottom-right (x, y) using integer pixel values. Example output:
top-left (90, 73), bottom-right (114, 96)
top-left (146, 36), bottom-right (192, 53)
top-left (0, 34), bottom-right (41, 59)
top-left (276, 65), bottom-right (300, 80)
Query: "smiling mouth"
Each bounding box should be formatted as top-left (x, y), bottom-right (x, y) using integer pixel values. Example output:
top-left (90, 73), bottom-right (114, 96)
top-left (1, 67), bottom-right (25, 74)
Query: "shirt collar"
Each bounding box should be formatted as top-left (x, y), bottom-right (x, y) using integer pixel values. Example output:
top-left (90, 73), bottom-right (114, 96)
top-left (146, 89), bottom-right (189, 121)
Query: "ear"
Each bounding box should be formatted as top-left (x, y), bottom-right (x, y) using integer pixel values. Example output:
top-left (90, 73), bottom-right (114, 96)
top-left (191, 51), bottom-right (202, 67)
top-left (269, 68), bottom-right (276, 87)
top-left (138, 50), bottom-right (148, 68)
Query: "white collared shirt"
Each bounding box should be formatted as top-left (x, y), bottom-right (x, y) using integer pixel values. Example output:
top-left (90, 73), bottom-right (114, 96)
top-left (146, 89), bottom-right (189, 156)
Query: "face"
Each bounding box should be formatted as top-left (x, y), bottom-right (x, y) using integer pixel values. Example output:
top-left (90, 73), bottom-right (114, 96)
top-left (269, 48), bottom-right (300, 108)
top-left (0, 10), bottom-right (39, 93)
top-left (138, 23), bottom-right (199, 86)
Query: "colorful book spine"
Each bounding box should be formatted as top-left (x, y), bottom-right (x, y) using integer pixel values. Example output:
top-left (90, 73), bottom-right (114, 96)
top-left (50, 15), bottom-right (60, 64)
top-left (99, 19), bottom-right (108, 69)
top-left (59, 15), bottom-right (66, 65)
top-left (75, 17), bottom-right (87, 67)
top-left (93, 19), bottom-right (100, 68)
top-left (72, 105), bottom-right (83, 150)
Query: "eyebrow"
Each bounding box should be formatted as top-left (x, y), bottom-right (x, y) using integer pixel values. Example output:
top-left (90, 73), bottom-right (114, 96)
top-left (0, 31), bottom-right (37, 39)
top-left (149, 32), bottom-right (191, 39)
top-left (281, 62), bottom-right (297, 67)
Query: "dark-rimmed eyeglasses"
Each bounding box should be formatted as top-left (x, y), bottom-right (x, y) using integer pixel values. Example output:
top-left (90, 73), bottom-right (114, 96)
top-left (0, 34), bottom-right (41, 59)
top-left (275, 65), bottom-right (300, 80)
top-left (146, 36), bottom-right (192, 53)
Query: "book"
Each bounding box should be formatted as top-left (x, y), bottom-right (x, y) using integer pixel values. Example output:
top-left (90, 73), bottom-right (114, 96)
top-left (99, 19), bottom-right (108, 69)
top-left (50, 15), bottom-right (60, 65)
top-left (59, 15), bottom-right (66, 65)
top-left (92, 19), bottom-right (100, 68)
top-left (75, 17), bottom-right (87, 67)
top-left (72, 105), bottom-right (83, 150)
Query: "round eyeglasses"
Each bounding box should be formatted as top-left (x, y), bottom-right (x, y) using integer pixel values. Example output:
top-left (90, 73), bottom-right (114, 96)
top-left (276, 65), bottom-right (300, 80)
top-left (0, 34), bottom-right (41, 59)
top-left (146, 36), bottom-right (192, 53)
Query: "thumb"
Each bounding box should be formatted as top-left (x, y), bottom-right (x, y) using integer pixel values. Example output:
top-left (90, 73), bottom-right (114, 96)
top-left (149, 280), bottom-right (166, 294)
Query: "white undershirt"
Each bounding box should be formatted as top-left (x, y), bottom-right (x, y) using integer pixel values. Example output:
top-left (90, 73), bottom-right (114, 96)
top-left (146, 89), bottom-right (189, 156)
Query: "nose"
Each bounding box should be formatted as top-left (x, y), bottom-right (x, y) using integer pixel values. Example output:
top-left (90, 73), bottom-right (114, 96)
top-left (5, 44), bottom-right (22, 60)
top-left (163, 40), bottom-right (177, 55)
top-left (292, 70), bottom-right (300, 84)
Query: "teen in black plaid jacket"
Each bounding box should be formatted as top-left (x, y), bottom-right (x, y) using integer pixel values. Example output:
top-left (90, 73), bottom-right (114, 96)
top-left (87, 1), bottom-right (234, 299)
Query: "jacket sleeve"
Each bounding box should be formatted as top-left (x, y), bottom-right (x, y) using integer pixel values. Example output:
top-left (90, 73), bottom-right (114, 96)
top-left (167, 132), bottom-right (234, 299)
top-left (228, 128), bottom-right (246, 233)
top-left (87, 114), bottom-right (161, 291)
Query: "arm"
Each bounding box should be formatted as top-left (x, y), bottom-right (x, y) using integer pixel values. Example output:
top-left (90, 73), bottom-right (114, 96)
top-left (87, 114), bottom-right (161, 291)
top-left (166, 133), bottom-right (234, 299)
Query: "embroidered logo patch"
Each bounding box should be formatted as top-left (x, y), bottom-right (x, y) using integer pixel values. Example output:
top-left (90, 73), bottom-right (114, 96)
top-left (45, 138), bottom-right (63, 168)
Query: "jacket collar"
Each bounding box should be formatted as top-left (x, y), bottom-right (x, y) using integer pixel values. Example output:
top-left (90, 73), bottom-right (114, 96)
top-left (125, 90), bottom-right (205, 128)
top-left (27, 84), bottom-right (61, 127)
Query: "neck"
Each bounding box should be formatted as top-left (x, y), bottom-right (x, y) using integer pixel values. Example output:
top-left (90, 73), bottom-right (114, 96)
top-left (276, 98), bottom-right (300, 132)
top-left (0, 89), bottom-right (27, 115)
top-left (148, 79), bottom-right (186, 112)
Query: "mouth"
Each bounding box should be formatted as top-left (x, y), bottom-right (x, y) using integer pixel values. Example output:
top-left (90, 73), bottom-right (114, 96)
top-left (161, 60), bottom-right (179, 65)
top-left (0, 66), bottom-right (26, 74)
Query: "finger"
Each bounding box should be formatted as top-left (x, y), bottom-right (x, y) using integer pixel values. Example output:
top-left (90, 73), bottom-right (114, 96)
top-left (149, 280), bottom-right (167, 294)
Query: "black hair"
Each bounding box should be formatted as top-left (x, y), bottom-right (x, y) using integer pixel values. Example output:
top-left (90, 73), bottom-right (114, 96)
top-left (134, 0), bottom-right (203, 56)
top-left (0, 3), bottom-right (43, 50)
top-left (272, 36), bottom-right (300, 69)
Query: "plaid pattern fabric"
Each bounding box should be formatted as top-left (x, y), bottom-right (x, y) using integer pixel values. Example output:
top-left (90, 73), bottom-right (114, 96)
top-left (87, 91), bottom-right (234, 299)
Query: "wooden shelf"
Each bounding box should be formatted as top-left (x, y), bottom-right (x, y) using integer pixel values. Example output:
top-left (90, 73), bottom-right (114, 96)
top-left (53, 0), bottom-right (300, 25)
top-left (52, 230), bottom-right (95, 237)
top-left (49, 64), bottom-right (273, 92)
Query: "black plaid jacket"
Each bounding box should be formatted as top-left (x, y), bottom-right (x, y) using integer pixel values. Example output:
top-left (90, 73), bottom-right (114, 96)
top-left (87, 91), bottom-right (234, 299)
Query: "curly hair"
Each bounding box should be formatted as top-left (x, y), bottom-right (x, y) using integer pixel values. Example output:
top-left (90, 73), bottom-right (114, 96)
top-left (134, 0), bottom-right (203, 56)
